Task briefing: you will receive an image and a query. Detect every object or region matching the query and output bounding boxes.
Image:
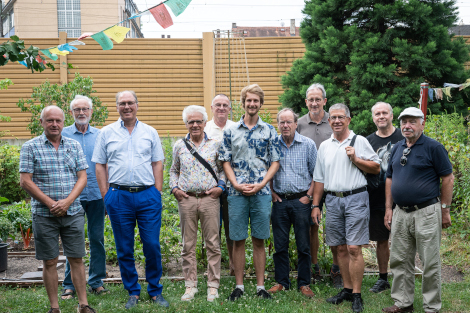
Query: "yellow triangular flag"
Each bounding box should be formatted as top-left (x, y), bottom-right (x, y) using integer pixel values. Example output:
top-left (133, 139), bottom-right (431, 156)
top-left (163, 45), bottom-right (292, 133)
top-left (104, 25), bottom-right (131, 44)
top-left (49, 48), bottom-right (69, 56)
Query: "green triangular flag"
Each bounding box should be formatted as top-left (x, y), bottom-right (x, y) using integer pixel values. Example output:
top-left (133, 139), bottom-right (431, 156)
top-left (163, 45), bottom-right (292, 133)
top-left (40, 49), bottom-right (58, 61)
top-left (165, 0), bottom-right (191, 16)
top-left (91, 32), bottom-right (114, 50)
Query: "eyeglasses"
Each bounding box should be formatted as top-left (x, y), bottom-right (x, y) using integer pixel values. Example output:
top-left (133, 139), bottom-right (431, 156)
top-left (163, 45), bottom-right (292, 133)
top-left (72, 108), bottom-right (90, 113)
top-left (279, 121), bottom-right (294, 125)
top-left (330, 115), bottom-right (347, 121)
top-left (118, 101), bottom-right (137, 107)
top-left (400, 148), bottom-right (411, 166)
top-left (187, 120), bottom-right (204, 125)
top-left (306, 98), bottom-right (323, 103)
top-left (214, 103), bottom-right (230, 109)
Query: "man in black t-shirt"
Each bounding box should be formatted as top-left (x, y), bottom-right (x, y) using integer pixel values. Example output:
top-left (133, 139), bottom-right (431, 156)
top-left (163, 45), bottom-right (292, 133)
top-left (366, 102), bottom-right (403, 293)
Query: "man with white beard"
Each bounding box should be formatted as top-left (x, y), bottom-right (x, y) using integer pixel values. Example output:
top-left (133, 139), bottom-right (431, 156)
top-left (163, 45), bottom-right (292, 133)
top-left (61, 95), bottom-right (108, 299)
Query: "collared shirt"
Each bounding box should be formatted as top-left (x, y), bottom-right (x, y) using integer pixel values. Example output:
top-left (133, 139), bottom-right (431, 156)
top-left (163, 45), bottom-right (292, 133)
top-left (386, 134), bottom-right (453, 206)
top-left (297, 111), bottom-right (333, 150)
top-left (170, 133), bottom-right (226, 193)
top-left (205, 119), bottom-right (237, 141)
top-left (313, 130), bottom-right (380, 192)
top-left (92, 118), bottom-right (164, 186)
top-left (273, 132), bottom-right (317, 194)
top-left (19, 134), bottom-right (88, 217)
top-left (219, 116), bottom-right (283, 196)
top-left (62, 123), bottom-right (101, 201)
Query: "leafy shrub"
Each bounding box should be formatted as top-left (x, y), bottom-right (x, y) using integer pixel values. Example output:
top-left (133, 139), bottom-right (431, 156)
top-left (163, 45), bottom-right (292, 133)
top-left (0, 215), bottom-right (14, 242)
top-left (1, 201), bottom-right (33, 248)
top-left (16, 73), bottom-right (108, 136)
top-left (0, 144), bottom-right (28, 203)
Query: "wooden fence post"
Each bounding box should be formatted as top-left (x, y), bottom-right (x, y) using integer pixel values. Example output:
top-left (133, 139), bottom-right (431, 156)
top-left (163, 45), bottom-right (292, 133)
top-left (202, 32), bottom-right (215, 118)
top-left (59, 32), bottom-right (68, 85)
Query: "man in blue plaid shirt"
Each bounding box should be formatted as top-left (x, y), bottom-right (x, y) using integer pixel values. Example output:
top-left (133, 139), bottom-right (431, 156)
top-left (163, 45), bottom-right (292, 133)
top-left (19, 105), bottom-right (96, 313)
top-left (268, 108), bottom-right (317, 298)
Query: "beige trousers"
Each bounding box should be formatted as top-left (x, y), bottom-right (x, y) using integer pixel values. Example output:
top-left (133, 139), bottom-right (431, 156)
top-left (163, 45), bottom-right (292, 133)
top-left (178, 195), bottom-right (221, 288)
top-left (390, 202), bottom-right (442, 312)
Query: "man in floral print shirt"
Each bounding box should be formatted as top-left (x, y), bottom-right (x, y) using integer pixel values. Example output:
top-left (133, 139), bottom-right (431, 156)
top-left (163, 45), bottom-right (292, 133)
top-left (219, 84), bottom-right (283, 301)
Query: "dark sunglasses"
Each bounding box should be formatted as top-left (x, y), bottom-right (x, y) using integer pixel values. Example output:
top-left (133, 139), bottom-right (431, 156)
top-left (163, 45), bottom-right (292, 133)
top-left (400, 148), bottom-right (411, 166)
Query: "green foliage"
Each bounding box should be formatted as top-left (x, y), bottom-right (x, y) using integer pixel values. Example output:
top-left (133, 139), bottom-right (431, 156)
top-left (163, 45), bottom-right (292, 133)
top-left (281, 0), bottom-right (470, 135)
top-left (0, 78), bottom-right (13, 91)
top-left (0, 36), bottom-right (55, 73)
top-left (424, 112), bottom-right (470, 236)
top-left (103, 216), bottom-right (118, 266)
top-left (1, 201), bottom-right (32, 241)
top-left (0, 144), bottom-right (28, 203)
top-left (0, 78), bottom-right (14, 138)
top-left (16, 73), bottom-right (109, 137)
top-left (0, 215), bottom-right (14, 242)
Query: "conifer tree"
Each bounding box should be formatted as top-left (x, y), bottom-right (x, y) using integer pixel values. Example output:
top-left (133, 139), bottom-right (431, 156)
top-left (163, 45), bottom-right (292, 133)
top-left (280, 0), bottom-right (470, 134)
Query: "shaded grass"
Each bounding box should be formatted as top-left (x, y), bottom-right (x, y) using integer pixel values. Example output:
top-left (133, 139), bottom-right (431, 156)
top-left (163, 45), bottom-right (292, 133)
top-left (1, 276), bottom-right (469, 313)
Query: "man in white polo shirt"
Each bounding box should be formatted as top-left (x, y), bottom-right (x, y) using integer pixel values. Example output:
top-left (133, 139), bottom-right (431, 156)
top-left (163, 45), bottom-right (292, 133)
top-left (205, 94), bottom-right (237, 275)
top-left (312, 103), bottom-right (380, 312)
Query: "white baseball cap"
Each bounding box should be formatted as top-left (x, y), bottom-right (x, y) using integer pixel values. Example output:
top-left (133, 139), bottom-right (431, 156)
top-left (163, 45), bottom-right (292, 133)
top-left (398, 107), bottom-right (425, 120)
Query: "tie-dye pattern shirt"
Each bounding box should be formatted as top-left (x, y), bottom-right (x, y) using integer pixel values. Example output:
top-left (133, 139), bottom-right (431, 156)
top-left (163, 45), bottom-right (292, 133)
top-left (219, 116), bottom-right (283, 196)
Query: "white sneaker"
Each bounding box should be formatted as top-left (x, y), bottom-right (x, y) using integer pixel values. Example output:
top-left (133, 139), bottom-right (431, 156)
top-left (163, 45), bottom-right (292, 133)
top-left (181, 286), bottom-right (198, 301)
top-left (207, 287), bottom-right (219, 302)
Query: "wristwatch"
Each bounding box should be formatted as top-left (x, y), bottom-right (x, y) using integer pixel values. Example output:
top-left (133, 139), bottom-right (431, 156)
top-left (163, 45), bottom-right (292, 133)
top-left (307, 195), bottom-right (314, 201)
top-left (441, 203), bottom-right (449, 209)
top-left (311, 205), bottom-right (320, 209)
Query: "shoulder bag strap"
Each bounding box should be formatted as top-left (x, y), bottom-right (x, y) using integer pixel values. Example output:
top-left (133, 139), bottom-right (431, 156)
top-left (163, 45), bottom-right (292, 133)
top-left (349, 134), bottom-right (357, 147)
top-left (183, 139), bottom-right (219, 183)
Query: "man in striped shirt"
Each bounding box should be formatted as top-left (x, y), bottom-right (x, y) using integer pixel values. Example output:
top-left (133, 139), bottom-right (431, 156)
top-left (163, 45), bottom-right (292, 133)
top-left (268, 108), bottom-right (317, 298)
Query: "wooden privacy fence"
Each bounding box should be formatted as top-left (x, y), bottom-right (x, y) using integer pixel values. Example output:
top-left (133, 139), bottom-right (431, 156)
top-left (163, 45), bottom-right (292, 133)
top-left (0, 32), bottom-right (305, 139)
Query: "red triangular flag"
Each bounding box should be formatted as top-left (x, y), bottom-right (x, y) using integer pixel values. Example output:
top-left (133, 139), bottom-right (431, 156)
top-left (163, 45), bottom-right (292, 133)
top-left (150, 4), bottom-right (173, 29)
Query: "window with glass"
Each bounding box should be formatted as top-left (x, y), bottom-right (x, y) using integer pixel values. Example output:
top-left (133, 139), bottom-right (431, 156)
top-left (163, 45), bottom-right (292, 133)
top-left (57, 0), bottom-right (81, 37)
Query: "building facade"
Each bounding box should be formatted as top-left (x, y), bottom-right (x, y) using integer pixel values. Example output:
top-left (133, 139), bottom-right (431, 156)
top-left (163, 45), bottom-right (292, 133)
top-left (1, 0), bottom-right (143, 38)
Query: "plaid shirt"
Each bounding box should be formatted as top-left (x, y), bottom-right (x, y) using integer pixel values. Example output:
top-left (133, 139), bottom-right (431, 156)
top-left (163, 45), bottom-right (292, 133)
top-left (19, 134), bottom-right (88, 217)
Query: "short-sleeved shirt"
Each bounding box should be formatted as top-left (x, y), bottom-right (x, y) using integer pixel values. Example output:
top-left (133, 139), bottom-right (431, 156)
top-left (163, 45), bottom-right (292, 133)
top-left (273, 132), bottom-right (317, 194)
top-left (386, 134), bottom-right (453, 206)
top-left (19, 134), bottom-right (88, 217)
top-left (92, 118), bottom-right (164, 186)
top-left (366, 128), bottom-right (404, 211)
top-left (62, 123), bottom-right (101, 201)
top-left (170, 133), bottom-right (226, 193)
top-left (205, 119), bottom-right (237, 141)
top-left (219, 116), bottom-right (283, 196)
top-left (297, 111), bottom-right (333, 150)
top-left (313, 130), bottom-right (380, 192)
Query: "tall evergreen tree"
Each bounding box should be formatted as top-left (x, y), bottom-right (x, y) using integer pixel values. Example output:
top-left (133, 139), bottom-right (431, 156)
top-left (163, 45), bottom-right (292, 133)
top-left (280, 0), bottom-right (470, 134)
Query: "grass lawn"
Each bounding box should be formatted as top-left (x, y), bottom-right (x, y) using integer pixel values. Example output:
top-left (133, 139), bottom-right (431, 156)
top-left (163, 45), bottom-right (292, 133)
top-left (1, 275), bottom-right (469, 313)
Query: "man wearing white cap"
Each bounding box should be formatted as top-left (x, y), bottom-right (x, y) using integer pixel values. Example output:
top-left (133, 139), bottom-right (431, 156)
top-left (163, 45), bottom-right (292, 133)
top-left (382, 107), bottom-right (454, 313)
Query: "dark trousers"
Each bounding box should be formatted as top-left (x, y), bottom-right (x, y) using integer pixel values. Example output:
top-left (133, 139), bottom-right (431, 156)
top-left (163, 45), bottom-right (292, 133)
top-left (272, 198), bottom-right (311, 289)
top-left (105, 186), bottom-right (163, 297)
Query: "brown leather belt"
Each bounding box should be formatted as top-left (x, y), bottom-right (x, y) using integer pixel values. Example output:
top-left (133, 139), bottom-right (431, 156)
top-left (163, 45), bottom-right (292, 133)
top-left (186, 192), bottom-right (208, 198)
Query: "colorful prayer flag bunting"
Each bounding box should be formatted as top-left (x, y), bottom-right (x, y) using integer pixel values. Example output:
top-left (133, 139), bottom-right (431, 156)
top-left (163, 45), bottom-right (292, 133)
top-left (165, 0), bottom-right (191, 16)
top-left (57, 43), bottom-right (78, 52)
top-left (49, 48), bottom-right (69, 56)
top-left (91, 32), bottom-right (114, 50)
top-left (150, 4), bottom-right (173, 29)
top-left (40, 49), bottom-right (58, 61)
top-left (69, 40), bottom-right (86, 46)
top-left (104, 25), bottom-right (131, 43)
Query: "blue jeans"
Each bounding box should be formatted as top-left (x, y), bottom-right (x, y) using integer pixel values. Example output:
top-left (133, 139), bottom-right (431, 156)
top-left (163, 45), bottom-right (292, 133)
top-left (104, 186), bottom-right (163, 297)
top-left (63, 200), bottom-right (105, 290)
top-left (272, 198), bottom-right (311, 289)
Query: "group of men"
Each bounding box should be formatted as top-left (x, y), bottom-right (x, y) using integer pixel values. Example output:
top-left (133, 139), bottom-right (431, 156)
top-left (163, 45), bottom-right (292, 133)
top-left (19, 83), bottom-right (453, 313)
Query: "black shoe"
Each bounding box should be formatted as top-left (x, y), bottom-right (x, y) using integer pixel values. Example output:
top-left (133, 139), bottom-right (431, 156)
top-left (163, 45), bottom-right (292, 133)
top-left (331, 270), bottom-right (344, 289)
top-left (312, 269), bottom-right (323, 284)
top-left (257, 289), bottom-right (272, 299)
top-left (228, 288), bottom-right (244, 301)
top-left (369, 278), bottom-right (391, 293)
top-left (352, 294), bottom-right (364, 312)
top-left (326, 289), bottom-right (353, 305)
top-left (125, 296), bottom-right (138, 309)
top-left (151, 294), bottom-right (169, 307)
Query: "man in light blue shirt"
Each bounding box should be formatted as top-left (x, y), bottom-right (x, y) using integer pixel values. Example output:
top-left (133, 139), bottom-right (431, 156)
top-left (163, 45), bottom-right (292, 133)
top-left (61, 95), bottom-right (108, 299)
top-left (268, 108), bottom-right (317, 298)
top-left (92, 90), bottom-right (168, 309)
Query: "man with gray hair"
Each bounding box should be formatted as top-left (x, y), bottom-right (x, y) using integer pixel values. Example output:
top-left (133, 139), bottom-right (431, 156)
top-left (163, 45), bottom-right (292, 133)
top-left (312, 103), bottom-right (380, 312)
top-left (267, 108), bottom-right (317, 298)
top-left (92, 91), bottom-right (169, 309)
top-left (170, 105), bottom-right (225, 302)
top-left (204, 94), bottom-right (237, 275)
top-left (296, 83), bottom-right (336, 286)
top-left (365, 102), bottom-right (403, 293)
top-left (19, 105), bottom-right (96, 313)
top-left (61, 95), bottom-right (108, 299)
